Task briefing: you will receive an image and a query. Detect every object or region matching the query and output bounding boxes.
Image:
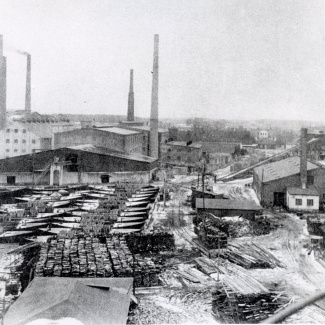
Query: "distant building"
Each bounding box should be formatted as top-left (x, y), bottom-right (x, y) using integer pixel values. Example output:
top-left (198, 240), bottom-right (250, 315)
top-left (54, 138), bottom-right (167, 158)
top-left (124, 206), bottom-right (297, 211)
top-left (54, 127), bottom-right (143, 155)
top-left (258, 130), bottom-right (269, 139)
top-left (199, 142), bottom-right (241, 168)
top-left (0, 114), bottom-right (74, 159)
top-left (160, 141), bottom-right (202, 167)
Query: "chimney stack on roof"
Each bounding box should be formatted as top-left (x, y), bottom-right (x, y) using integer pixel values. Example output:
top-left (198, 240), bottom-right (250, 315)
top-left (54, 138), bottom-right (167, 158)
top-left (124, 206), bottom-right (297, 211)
top-left (25, 53), bottom-right (31, 113)
top-left (149, 34), bottom-right (159, 158)
top-left (0, 35), bottom-right (6, 130)
top-left (127, 69), bottom-right (134, 121)
top-left (300, 128), bottom-right (308, 189)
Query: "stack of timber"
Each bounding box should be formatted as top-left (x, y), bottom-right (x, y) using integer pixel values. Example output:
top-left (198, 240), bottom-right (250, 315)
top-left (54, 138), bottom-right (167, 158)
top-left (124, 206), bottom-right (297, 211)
top-left (212, 286), bottom-right (290, 324)
top-left (220, 242), bottom-right (285, 269)
top-left (34, 233), bottom-right (164, 286)
top-left (125, 232), bottom-right (175, 253)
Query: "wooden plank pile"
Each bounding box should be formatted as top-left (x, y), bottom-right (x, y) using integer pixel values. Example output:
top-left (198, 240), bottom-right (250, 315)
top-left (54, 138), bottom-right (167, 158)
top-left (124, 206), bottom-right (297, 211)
top-left (221, 242), bottom-right (285, 269)
top-left (212, 286), bottom-right (290, 323)
top-left (34, 233), bottom-right (164, 287)
top-left (125, 232), bottom-right (175, 253)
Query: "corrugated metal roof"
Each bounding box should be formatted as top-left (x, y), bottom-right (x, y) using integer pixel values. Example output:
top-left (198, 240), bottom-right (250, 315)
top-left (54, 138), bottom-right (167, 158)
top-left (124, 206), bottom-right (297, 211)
top-left (254, 156), bottom-right (319, 183)
top-left (287, 187), bottom-right (319, 196)
top-left (196, 198), bottom-right (262, 210)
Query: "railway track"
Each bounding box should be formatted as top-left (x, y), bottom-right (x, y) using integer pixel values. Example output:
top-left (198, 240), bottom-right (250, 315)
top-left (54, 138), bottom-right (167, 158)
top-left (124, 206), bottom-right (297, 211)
top-left (173, 226), bottom-right (210, 256)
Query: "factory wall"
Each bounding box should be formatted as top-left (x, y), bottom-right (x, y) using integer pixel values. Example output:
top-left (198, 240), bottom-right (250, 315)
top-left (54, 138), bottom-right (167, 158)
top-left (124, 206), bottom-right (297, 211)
top-left (160, 143), bottom-right (202, 166)
top-left (54, 128), bottom-right (143, 154)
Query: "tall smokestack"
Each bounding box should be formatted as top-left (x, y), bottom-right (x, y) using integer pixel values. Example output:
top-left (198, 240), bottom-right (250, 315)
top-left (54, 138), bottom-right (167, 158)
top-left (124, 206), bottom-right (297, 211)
top-left (127, 69), bottom-right (134, 121)
top-left (149, 34), bottom-right (159, 158)
top-left (25, 53), bottom-right (31, 113)
top-left (0, 35), bottom-right (6, 130)
top-left (300, 128), bottom-right (308, 189)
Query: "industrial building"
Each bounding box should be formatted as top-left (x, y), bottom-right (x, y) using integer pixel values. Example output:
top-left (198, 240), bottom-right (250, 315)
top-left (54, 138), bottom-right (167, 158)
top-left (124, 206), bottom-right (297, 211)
top-left (253, 129), bottom-right (325, 209)
top-left (160, 141), bottom-right (202, 167)
top-left (0, 145), bottom-right (157, 186)
top-left (54, 127), bottom-right (143, 155)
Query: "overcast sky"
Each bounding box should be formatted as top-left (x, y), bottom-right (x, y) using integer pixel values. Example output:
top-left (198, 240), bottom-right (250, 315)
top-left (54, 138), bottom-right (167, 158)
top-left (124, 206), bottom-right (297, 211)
top-left (0, 0), bottom-right (325, 121)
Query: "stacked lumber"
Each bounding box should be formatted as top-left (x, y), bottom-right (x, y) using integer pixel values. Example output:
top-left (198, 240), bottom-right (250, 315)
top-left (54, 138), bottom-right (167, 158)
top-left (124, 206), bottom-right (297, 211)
top-left (34, 233), bottom-right (164, 286)
top-left (212, 287), bottom-right (290, 323)
top-left (221, 243), bottom-right (285, 269)
top-left (126, 232), bottom-right (175, 253)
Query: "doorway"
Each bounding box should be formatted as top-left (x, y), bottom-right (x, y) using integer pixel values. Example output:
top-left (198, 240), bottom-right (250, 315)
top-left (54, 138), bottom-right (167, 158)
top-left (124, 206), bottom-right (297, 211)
top-left (274, 192), bottom-right (285, 206)
top-left (53, 170), bottom-right (60, 186)
top-left (7, 176), bottom-right (16, 185)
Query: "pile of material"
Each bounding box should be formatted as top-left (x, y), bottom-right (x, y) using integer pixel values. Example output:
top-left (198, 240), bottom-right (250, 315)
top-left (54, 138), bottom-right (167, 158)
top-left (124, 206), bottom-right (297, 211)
top-left (221, 243), bottom-right (285, 269)
top-left (194, 223), bottom-right (228, 249)
top-left (79, 212), bottom-right (112, 235)
top-left (125, 232), bottom-right (175, 253)
top-left (212, 287), bottom-right (290, 323)
top-left (307, 215), bottom-right (325, 236)
top-left (34, 233), bottom-right (164, 286)
top-left (128, 290), bottom-right (213, 324)
top-left (228, 219), bottom-right (251, 238)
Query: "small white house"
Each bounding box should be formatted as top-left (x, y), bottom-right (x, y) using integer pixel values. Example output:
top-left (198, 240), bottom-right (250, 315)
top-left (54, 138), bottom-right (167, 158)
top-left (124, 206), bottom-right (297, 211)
top-left (286, 187), bottom-right (319, 211)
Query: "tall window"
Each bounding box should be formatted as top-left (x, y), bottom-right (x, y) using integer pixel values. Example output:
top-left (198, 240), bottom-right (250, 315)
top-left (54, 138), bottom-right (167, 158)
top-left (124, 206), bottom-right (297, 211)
top-left (295, 199), bottom-right (302, 206)
top-left (22, 129), bottom-right (26, 133)
top-left (6, 139), bottom-right (9, 143)
top-left (22, 139), bottom-right (26, 144)
top-left (14, 139), bottom-right (18, 143)
top-left (307, 176), bottom-right (314, 186)
top-left (14, 129), bottom-right (18, 133)
top-left (307, 199), bottom-right (314, 206)
top-left (32, 139), bottom-right (36, 144)
top-left (6, 129), bottom-right (10, 133)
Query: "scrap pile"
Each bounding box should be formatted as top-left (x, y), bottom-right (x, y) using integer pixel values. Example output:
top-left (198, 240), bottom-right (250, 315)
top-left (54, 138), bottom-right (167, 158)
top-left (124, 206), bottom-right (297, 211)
top-left (128, 289), bottom-right (213, 325)
top-left (220, 243), bottom-right (285, 269)
top-left (125, 232), bottom-right (175, 253)
top-left (34, 233), bottom-right (164, 286)
top-left (212, 287), bottom-right (290, 323)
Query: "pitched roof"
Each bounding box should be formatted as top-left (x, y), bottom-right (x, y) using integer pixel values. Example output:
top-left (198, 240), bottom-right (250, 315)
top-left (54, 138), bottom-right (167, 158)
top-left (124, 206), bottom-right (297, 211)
top-left (4, 277), bottom-right (133, 325)
top-left (254, 156), bottom-right (319, 183)
top-left (287, 187), bottom-right (319, 196)
top-left (196, 198), bottom-right (262, 211)
top-left (67, 144), bottom-right (157, 163)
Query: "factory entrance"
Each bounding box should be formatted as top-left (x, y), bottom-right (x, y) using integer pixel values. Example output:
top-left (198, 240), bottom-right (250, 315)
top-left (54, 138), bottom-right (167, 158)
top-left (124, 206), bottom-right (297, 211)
top-left (53, 170), bottom-right (60, 186)
top-left (274, 192), bottom-right (285, 207)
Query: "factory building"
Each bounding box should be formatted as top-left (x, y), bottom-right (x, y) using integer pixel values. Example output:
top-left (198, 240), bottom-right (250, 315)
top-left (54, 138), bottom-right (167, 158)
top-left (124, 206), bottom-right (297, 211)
top-left (160, 141), bottom-right (202, 167)
top-left (0, 144), bottom-right (157, 186)
top-left (253, 129), bottom-right (325, 209)
top-left (54, 127), bottom-right (143, 155)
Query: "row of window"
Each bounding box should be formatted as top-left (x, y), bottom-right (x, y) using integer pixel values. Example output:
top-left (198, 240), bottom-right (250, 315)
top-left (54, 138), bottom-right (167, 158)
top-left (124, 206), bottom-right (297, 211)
top-left (295, 199), bottom-right (314, 206)
top-left (6, 139), bottom-right (36, 144)
top-left (6, 129), bottom-right (27, 133)
top-left (6, 149), bottom-right (26, 153)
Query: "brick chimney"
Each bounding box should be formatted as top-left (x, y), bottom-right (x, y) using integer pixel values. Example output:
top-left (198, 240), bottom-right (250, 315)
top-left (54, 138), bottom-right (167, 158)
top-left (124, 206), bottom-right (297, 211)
top-left (149, 34), bottom-right (159, 158)
top-left (25, 53), bottom-right (31, 113)
top-left (127, 69), bottom-right (134, 121)
top-left (0, 35), bottom-right (6, 130)
top-left (300, 128), bottom-right (308, 189)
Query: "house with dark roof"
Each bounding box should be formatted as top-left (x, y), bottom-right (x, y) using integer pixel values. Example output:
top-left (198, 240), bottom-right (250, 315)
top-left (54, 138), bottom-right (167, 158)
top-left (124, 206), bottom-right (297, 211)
top-left (4, 277), bottom-right (133, 325)
top-left (0, 145), bottom-right (157, 186)
top-left (253, 156), bottom-right (325, 207)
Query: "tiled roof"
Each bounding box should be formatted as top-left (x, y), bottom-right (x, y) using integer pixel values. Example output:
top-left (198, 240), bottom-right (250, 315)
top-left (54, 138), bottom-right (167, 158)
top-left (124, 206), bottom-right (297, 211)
top-left (287, 187), bottom-right (319, 196)
top-left (254, 156), bottom-right (319, 183)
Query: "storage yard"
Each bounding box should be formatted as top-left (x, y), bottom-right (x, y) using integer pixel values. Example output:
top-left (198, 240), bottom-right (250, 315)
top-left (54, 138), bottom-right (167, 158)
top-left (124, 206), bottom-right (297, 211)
top-left (0, 175), bottom-right (325, 324)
